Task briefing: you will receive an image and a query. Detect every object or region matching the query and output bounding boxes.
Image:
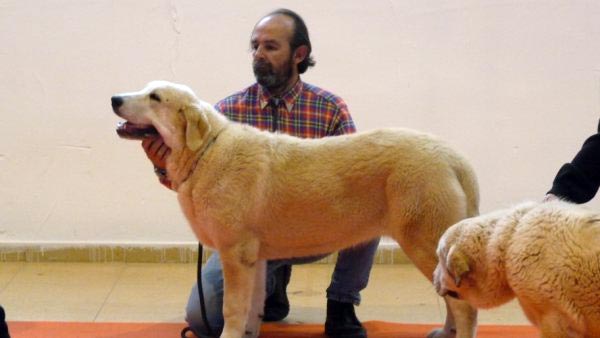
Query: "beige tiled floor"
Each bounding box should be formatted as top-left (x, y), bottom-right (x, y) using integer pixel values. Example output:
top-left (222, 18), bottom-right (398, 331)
top-left (0, 262), bottom-right (529, 326)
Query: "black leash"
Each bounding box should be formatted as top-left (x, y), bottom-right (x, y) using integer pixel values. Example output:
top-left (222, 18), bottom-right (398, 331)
top-left (181, 242), bottom-right (216, 338)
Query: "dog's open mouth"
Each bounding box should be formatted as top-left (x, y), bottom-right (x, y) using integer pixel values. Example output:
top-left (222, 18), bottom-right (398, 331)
top-left (116, 121), bottom-right (159, 140)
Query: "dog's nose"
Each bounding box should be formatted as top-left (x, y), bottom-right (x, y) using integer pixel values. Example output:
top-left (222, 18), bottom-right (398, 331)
top-left (111, 96), bottom-right (123, 110)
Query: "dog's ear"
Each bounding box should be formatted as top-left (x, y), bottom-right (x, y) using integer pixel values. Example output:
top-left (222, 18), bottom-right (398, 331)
top-left (446, 245), bottom-right (470, 287)
top-left (182, 104), bottom-right (211, 152)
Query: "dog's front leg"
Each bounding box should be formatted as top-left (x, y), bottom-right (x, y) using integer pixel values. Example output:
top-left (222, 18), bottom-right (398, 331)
top-left (219, 243), bottom-right (260, 338)
top-left (244, 259), bottom-right (266, 338)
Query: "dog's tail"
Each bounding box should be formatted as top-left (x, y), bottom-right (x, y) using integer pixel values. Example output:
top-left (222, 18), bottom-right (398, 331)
top-left (452, 155), bottom-right (480, 219)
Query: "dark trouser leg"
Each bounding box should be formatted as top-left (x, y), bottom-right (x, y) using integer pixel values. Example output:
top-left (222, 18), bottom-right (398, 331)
top-left (0, 306), bottom-right (10, 338)
top-left (325, 238), bottom-right (380, 338)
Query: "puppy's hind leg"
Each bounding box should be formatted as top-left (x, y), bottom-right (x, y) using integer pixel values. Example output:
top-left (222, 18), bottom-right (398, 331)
top-left (427, 296), bottom-right (477, 338)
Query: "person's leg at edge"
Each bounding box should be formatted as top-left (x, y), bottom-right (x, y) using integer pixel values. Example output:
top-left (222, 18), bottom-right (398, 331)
top-left (325, 237), bottom-right (380, 338)
top-left (0, 305), bottom-right (10, 338)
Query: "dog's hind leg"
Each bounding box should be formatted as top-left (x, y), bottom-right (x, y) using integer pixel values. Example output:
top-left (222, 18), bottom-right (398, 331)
top-left (426, 299), bottom-right (456, 338)
top-left (219, 240), bottom-right (260, 338)
top-left (426, 296), bottom-right (477, 338)
top-left (436, 296), bottom-right (477, 338)
top-left (244, 259), bottom-right (266, 338)
top-left (539, 312), bottom-right (584, 338)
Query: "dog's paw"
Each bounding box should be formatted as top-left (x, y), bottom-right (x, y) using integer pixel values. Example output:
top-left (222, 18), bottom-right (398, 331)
top-left (426, 328), bottom-right (456, 338)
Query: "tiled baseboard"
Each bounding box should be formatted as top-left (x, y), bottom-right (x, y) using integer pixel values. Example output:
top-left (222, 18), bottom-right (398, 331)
top-left (0, 244), bottom-right (410, 264)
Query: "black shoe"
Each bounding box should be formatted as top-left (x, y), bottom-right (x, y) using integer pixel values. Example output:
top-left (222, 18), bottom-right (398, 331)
top-left (324, 299), bottom-right (366, 338)
top-left (263, 264), bottom-right (291, 322)
top-left (0, 306), bottom-right (10, 338)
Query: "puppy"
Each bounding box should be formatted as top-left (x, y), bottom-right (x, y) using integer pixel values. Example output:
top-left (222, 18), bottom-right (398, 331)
top-left (434, 200), bottom-right (600, 338)
top-left (112, 81), bottom-right (480, 338)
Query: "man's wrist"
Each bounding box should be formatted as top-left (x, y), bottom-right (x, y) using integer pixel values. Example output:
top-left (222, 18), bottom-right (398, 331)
top-left (153, 165), bottom-right (173, 190)
top-left (154, 166), bottom-right (167, 178)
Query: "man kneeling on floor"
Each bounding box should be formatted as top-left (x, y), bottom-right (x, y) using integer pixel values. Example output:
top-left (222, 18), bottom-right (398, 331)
top-left (140, 8), bottom-right (379, 338)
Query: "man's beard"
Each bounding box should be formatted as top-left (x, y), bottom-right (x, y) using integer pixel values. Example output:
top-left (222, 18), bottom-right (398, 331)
top-left (253, 57), bottom-right (294, 92)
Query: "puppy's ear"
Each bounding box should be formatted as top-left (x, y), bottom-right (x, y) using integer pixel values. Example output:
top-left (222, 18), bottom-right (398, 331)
top-left (182, 104), bottom-right (211, 152)
top-left (446, 245), bottom-right (470, 287)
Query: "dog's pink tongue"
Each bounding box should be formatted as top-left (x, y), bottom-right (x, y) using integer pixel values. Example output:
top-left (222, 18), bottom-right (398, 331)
top-left (116, 121), bottom-right (159, 140)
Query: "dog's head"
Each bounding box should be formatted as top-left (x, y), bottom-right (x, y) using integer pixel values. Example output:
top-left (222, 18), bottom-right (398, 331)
top-left (111, 81), bottom-right (212, 152)
top-left (433, 221), bottom-right (473, 301)
top-left (434, 202), bottom-right (539, 307)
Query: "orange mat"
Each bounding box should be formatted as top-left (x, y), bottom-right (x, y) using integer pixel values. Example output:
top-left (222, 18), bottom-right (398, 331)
top-left (8, 320), bottom-right (538, 338)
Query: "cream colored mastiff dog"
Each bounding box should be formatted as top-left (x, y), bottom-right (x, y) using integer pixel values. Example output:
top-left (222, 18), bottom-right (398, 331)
top-left (434, 200), bottom-right (600, 338)
top-left (112, 81), bottom-right (480, 338)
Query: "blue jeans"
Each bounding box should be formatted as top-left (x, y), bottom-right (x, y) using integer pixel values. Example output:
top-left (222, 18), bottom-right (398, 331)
top-left (185, 238), bottom-right (380, 337)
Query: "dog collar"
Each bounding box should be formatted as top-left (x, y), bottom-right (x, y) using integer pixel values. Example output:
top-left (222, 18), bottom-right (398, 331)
top-left (177, 126), bottom-right (227, 187)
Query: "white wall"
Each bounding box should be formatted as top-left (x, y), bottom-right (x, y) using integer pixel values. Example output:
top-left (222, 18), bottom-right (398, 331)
top-left (1, 0), bottom-right (599, 246)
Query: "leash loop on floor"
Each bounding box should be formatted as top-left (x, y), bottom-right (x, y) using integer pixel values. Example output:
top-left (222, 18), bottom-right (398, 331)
top-left (181, 242), bottom-right (216, 338)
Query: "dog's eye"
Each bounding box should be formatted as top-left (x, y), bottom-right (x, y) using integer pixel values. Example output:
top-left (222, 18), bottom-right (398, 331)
top-left (149, 93), bottom-right (161, 102)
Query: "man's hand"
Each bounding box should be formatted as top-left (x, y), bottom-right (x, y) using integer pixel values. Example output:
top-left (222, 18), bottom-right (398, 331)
top-left (542, 193), bottom-right (559, 202)
top-left (141, 137), bottom-right (173, 190)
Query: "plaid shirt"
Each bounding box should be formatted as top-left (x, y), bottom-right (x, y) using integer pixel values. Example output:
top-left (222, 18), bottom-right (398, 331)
top-left (215, 80), bottom-right (356, 138)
